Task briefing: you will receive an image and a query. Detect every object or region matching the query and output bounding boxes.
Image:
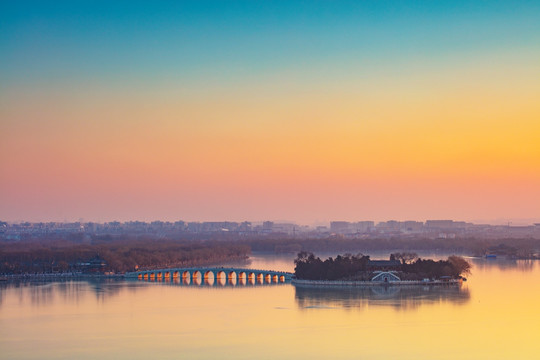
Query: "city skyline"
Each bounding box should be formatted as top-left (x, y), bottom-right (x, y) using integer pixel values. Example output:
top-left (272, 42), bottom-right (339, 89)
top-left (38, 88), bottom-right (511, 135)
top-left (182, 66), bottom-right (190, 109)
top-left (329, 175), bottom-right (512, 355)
top-left (2, 1), bottom-right (540, 223)
top-left (3, 217), bottom-right (540, 227)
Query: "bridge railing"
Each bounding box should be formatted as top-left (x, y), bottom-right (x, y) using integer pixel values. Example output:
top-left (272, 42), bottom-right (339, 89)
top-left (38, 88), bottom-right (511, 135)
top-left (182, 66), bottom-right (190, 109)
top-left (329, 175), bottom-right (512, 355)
top-left (125, 267), bottom-right (294, 285)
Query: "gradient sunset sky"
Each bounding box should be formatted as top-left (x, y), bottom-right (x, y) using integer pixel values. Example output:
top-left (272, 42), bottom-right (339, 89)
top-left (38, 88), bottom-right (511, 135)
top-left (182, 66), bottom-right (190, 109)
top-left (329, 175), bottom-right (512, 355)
top-left (1, 1), bottom-right (539, 224)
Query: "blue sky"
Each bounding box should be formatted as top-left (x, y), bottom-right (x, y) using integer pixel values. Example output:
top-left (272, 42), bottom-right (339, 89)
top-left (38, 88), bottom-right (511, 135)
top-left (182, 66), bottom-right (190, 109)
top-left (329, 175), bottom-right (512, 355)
top-left (1, 1), bottom-right (540, 222)
top-left (2, 1), bottom-right (539, 86)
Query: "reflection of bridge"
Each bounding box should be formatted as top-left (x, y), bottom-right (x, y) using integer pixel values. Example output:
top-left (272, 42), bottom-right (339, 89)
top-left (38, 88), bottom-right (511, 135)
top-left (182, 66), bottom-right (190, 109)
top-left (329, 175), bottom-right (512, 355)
top-left (125, 267), bottom-right (294, 285)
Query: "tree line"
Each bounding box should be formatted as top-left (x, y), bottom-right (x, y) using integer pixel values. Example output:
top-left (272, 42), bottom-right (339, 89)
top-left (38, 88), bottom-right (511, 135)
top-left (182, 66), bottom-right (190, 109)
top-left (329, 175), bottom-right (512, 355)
top-left (400, 255), bottom-right (471, 279)
top-left (243, 237), bottom-right (539, 258)
top-left (0, 237), bottom-right (250, 274)
top-left (294, 252), bottom-right (471, 281)
top-left (294, 252), bottom-right (370, 280)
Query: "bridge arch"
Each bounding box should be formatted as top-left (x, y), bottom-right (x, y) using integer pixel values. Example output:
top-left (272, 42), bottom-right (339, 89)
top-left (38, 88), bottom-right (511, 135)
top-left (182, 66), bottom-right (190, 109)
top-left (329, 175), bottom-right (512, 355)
top-left (216, 270), bottom-right (226, 281)
top-left (180, 271), bottom-right (190, 284)
top-left (192, 270), bottom-right (203, 285)
top-left (204, 270), bottom-right (215, 285)
top-left (237, 271), bottom-right (247, 285)
top-left (129, 267), bottom-right (292, 285)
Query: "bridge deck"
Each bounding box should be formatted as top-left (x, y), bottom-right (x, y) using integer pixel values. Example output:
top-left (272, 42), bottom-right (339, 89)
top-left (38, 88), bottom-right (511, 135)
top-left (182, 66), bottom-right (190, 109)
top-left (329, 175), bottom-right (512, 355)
top-left (126, 267), bottom-right (294, 280)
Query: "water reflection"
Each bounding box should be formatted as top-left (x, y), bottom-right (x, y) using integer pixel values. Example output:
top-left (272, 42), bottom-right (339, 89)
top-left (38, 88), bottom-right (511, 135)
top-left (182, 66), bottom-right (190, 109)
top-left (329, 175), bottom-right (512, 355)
top-left (0, 282), bottom-right (7, 306)
top-left (137, 276), bottom-right (289, 287)
top-left (469, 258), bottom-right (537, 272)
top-left (0, 279), bottom-right (150, 307)
top-left (294, 284), bottom-right (470, 310)
top-left (0, 277), bottom-right (289, 308)
top-left (2, 257), bottom-right (540, 360)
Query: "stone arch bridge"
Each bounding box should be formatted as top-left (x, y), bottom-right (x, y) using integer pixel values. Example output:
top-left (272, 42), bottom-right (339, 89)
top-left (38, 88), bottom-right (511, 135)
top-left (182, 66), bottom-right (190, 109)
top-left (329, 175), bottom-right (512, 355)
top-left (125, 267), bottom-right (294, 285)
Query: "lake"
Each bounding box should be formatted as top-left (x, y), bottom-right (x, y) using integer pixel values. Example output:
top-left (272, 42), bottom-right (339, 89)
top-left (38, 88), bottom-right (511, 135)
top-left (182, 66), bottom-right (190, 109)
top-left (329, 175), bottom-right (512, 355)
top-left (1, 254), bottom-right (539, 359)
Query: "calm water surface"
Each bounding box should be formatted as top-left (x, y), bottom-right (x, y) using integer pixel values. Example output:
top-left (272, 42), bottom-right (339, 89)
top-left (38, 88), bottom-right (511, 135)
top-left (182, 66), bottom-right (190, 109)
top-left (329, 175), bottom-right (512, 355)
top-left (1, 254), bottom-right (539, 359)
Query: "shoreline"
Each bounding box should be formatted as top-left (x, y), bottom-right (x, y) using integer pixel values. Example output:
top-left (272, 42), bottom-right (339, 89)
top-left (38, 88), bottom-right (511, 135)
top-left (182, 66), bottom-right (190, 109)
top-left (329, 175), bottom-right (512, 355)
top-left (0, 273), bottom-right (125, 281)
top-left (292, 278), bottom-right (462, 287)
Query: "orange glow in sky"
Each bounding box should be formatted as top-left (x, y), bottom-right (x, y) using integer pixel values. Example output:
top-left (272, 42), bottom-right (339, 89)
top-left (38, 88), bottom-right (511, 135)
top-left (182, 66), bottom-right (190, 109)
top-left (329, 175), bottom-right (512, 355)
top-left (1, 2), bottom-right (539, 223)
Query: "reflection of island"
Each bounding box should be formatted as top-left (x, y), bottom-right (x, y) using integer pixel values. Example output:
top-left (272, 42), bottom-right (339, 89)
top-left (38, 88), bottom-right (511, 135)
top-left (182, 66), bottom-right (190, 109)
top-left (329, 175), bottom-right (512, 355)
top-left (294, 283), bottom-right (470, 310)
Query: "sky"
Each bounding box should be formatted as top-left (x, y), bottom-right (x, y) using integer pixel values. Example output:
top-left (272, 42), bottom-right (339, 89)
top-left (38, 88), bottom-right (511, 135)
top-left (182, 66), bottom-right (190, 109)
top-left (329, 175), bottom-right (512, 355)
top-left (1, 1), bottom-right (540, 224)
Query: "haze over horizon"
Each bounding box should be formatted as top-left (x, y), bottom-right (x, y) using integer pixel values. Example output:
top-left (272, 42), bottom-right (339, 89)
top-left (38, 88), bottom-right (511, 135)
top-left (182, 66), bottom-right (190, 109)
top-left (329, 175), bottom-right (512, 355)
top-left (2, 1), bottom-right (539, 224)
top-left (4, 217), bottom-right (540, 228)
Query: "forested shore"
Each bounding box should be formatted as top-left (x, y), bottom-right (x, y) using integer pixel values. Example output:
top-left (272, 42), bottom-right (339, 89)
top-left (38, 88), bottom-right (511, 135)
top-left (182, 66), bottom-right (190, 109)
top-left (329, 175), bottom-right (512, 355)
top-left (0, 238), bottom-right (250, 274)
top-left (294, 252), bottom-right (471, 281)
top-left (1, 234), bottom-right (538, 275)
top-left (241, 237), bottom-right (539, 259)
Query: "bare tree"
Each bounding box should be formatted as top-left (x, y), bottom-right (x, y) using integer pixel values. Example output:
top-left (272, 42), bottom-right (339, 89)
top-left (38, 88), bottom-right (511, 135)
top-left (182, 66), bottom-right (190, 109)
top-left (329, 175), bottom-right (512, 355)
top-left (448, 255), bottom-right (471, 276)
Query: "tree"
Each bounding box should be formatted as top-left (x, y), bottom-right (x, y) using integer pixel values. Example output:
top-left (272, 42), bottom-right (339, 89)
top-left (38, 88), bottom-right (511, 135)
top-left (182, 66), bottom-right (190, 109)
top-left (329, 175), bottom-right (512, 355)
top-left (447, 256), bottom-right (471, 276)
top-left (294, 252), bottom-right (370, 280)
top-left (391, 252), bottom-right (418, 264)
top-left (402, 252), bottom-right (419, 264)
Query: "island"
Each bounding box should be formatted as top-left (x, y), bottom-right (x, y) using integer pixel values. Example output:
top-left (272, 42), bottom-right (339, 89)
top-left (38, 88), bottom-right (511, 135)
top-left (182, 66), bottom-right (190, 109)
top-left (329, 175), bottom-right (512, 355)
top-left (292, 252), bottom-right (471, 286)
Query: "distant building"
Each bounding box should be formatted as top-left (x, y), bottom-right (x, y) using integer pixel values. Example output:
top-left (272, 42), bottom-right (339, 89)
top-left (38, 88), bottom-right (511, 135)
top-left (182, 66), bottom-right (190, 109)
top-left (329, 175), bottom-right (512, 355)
top-left (76, 256), bottom-right (107, 273)
top-left (368, 260), bottom-right (401, 270)
top-left (330, 221), bottom-right (351, 234)
top-left (426, 220), bottom-right (455, 229)
top-left (262, 221), bottom-right (274, 230)
top-left (402, 221), bottom-right (424, 231)
top-left (330, 221), bottom-right (374, 234)
top-left (352, 221), bottom-right (375, 233)
top-left (272, 223), bottom-right (296, 235)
